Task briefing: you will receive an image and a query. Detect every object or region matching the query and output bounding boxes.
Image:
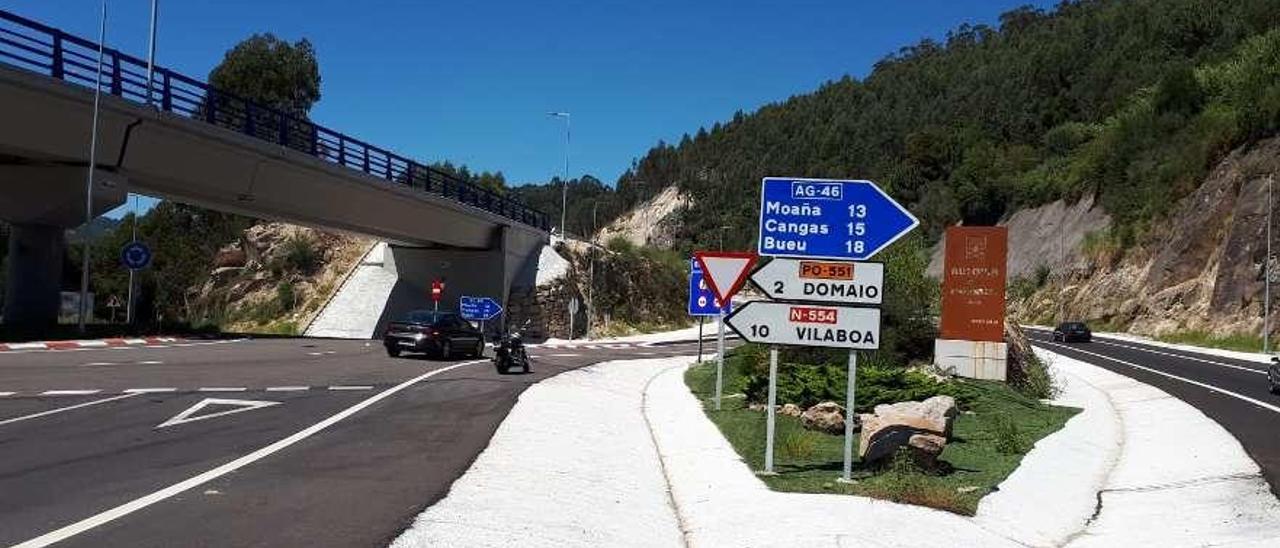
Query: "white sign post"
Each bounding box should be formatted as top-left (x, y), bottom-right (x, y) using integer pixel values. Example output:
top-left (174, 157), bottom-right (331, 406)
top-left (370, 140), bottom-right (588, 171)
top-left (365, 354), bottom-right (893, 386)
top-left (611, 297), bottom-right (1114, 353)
top-left (569, 296), bottom-right (580, 340)
top-left (694, 251), bottom-right (757, 411)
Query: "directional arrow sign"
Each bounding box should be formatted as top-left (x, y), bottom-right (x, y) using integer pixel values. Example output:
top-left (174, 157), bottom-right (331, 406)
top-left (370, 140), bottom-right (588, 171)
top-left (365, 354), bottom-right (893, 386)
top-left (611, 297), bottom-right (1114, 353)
top-left (694, 251), bottom-right (757, 303)
top-left (750, 259), bottom-right (884, 305)
top-left (725, 301), bottom-right (881, 349)
top-left (459, 296), bottom-right (503, 321)
top-left (156, 398), bottom-right (281, 429)
top-left (757, 177), bottom-right (919, 261)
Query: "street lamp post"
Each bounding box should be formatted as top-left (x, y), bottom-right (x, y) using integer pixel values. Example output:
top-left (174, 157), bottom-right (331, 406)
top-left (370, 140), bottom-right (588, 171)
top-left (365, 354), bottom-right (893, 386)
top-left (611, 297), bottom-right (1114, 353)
top-left (547, 112), bottom-right (570, 236)
top-left (145, 0), bottom-right (158, 106)
top-left (79, 1), bottom-right (109, 333)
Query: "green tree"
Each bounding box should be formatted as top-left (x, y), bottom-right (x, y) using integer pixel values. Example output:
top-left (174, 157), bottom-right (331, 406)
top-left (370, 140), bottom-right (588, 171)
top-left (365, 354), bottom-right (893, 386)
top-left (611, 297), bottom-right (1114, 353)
top-left (208, 34), bottom-right (321, 116)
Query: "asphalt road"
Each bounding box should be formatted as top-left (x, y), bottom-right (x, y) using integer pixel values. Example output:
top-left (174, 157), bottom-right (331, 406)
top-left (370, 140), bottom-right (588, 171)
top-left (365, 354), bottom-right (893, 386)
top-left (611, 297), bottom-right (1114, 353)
top-left (1027, 329), bottom-right (1280, 496)
top-left (0, 336), bottom-right (720, 547)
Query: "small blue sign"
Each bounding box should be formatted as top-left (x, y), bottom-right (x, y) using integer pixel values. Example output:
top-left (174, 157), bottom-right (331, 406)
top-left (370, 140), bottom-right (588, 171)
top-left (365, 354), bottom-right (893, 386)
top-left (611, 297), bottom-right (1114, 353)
top-left (757, 178), bottom-right (919, 261)
top-left (688, 259), bottom-right (732, 316)
top-left (120, 241), bottom-right (152, 270)
top-left (460, 296), bottom-right (503, 321)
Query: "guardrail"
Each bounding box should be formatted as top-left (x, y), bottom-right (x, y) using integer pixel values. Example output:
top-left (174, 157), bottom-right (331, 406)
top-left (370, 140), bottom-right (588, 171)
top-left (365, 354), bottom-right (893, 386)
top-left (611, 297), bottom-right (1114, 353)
top-left (0, 9), bottom-right (549, 231)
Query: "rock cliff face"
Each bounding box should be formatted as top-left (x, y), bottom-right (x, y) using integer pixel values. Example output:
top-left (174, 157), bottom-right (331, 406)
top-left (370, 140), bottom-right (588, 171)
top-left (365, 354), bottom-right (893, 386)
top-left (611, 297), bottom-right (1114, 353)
top-left (595, 185), bottom-right (687, 250)
top-left (1010, 137), bottom-right (1280, 338)
top-left (191, 222), bottom-right (372, 334)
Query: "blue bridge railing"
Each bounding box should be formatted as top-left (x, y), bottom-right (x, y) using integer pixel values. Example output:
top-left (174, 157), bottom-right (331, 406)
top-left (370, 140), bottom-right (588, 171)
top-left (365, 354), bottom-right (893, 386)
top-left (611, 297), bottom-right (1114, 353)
top-left (0, 9), bottom-right (550, 232)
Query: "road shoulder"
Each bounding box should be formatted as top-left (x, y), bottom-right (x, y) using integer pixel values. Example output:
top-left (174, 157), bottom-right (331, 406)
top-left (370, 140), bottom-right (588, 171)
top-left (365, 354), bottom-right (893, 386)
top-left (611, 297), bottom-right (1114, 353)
top-left (389, 358), bottom-right (686, 548)
top-left (1032, 347), bottom-right (1280, 547)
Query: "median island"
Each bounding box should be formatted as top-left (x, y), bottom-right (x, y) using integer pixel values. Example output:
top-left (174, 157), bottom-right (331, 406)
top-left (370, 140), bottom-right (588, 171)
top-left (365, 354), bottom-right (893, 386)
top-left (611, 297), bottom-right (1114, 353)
top-left (685, 344), bottom-right (1077, 515)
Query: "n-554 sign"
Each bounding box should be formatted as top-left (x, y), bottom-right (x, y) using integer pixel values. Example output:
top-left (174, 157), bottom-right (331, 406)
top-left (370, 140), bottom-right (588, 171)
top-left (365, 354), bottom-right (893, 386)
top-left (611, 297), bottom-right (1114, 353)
top-left (725, 301), bottom-right (881, 350)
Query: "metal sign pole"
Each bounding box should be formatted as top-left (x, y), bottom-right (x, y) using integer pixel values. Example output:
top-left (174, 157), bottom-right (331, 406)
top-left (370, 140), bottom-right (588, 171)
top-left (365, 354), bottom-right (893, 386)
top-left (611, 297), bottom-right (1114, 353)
top-left (1267, 175), bottom-right (1273, 354)
top-left (698, 316), bottom-right (704, 362)
top-left (764, 347), bottom-right (779, 474)
top-left (841, 349), bottom-right (857, 482)
top-left (716, 307), bottom-right (725, 410)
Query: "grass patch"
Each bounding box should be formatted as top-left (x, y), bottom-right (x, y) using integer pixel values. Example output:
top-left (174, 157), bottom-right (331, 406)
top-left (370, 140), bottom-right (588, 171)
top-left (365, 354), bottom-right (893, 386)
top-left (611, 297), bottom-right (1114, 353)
top-left (1156, 330), bottom-right (1264, 353)
top-left (684, 352), bottom-right (1078, 515)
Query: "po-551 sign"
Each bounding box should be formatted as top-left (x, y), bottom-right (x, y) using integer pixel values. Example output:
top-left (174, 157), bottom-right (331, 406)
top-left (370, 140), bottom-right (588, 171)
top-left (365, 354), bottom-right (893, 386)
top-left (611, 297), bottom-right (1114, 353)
top-left (750, 259), bottom-right (883, 305)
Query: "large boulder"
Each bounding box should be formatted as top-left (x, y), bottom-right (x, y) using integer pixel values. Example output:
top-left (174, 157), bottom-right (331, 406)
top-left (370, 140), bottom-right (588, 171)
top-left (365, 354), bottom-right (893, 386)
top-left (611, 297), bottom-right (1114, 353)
top-left (800, 401), bottom-right (846, 434)
top-left (780, 403), bottom-right (803, 418)
top-left (858, 395), bottom-right (958, 467)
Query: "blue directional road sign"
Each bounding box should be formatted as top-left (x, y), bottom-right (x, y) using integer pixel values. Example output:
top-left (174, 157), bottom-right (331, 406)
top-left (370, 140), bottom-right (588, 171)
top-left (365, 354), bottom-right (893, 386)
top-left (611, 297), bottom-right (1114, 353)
top-left (120, 241), bottom-right (152, 270)
top-left (688, 259), bottom-right (732, 316)
top-left (757, 178), bottom-right (919, 261)
top-left (459, 296), bottom-right (503, 321)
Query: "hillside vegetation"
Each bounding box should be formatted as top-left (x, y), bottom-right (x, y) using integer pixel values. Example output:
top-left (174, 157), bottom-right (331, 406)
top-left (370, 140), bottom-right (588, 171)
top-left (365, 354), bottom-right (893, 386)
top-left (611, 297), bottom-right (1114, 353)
top-left (610, 0), bottom-right (1280, 252)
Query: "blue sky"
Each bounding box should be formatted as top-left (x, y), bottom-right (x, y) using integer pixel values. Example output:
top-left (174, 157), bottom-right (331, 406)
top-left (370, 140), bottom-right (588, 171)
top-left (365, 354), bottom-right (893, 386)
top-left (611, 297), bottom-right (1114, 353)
top-left (10, 0), bottom-right (1053, 211)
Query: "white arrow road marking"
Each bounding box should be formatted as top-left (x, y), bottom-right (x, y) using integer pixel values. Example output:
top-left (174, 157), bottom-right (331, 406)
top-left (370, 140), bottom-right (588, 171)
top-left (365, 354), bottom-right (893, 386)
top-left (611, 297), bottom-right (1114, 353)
top-left (156, 398), bottom-right (281, 429)
top-left (13, 359), bottom-right (484, 548)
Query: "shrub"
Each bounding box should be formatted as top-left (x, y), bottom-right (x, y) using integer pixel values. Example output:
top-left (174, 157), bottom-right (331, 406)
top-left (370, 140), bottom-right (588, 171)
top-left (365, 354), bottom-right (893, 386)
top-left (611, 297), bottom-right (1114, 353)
top-left (1014, 352), bottom-right (1058, 400)
top-left (776, 424), bottom-right (819, 461)
top-left (276, 281), bottom-right (296, 312)
top-left (987, 415), bottom-right (1027, 455)
top-left (738, 344), bottom-right (972, 411)
top-left (282, 236), bottom-right (319, 274)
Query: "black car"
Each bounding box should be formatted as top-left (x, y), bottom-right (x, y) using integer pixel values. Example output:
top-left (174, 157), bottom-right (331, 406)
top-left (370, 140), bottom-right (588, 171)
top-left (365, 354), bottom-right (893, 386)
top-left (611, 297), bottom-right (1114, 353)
top-left (383, 310), bottom-right (485, 359)
top-left (1269, 357), bottom-right (1280, 395)
top-left (1052, 322), bottom-right (1092, 343)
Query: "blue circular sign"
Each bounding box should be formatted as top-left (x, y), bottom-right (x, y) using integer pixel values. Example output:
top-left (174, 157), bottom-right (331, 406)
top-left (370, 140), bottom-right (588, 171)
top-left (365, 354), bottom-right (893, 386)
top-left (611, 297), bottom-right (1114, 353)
top-left (121, 241), bottom-right (152, 270)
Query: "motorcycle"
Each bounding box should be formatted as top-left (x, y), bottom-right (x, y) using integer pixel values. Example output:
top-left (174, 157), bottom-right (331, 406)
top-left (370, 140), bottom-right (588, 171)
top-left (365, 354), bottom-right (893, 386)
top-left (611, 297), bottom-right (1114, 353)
top-left (493, 319), bottom-right (532, 374)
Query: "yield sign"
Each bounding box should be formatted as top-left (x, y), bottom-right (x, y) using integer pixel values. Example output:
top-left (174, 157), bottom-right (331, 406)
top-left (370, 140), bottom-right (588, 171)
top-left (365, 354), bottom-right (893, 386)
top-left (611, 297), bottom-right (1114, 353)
top-left (156, 398), bottom-right (281, 429)
top-left (694, 251), bottom-right (757, 303)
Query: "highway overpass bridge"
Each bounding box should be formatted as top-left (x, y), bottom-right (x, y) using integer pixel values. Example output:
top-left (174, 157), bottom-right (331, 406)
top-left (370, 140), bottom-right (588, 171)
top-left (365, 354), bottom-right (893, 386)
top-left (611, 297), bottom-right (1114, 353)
top-left (0, 10), bottom-right (549, 329)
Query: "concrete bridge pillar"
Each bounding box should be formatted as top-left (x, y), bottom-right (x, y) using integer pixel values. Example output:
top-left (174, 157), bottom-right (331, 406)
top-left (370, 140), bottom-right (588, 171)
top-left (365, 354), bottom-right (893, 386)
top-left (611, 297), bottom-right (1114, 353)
top-left (0, 165), bottom-right (126, 330)
top-left (4, 223), bottom-right (65, 328)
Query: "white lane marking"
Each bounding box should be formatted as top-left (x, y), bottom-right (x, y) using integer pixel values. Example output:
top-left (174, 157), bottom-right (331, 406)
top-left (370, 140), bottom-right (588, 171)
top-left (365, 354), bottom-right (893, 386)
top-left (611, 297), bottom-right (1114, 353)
top-left (265, 386), bottom-right (309, 392)
top-left (0, 339), bottom-right (248, 355)
top-left (156, 398), bottom-right (281, 428)
top-left (137, 360), bottom-right (164, 365)
top-left (327, 385), bottom-right (374, 391)
top-left (1039, 341), bottom-right (1280, 414)
top-left (0, 391), bottom-right (15, 397)
top-left (0, 393), bottom-right (142, 427)
top-left (197, 387), bottom-right (246, 393)
top-left (40, 390), bottom-right (101, 396)
top-left (307, 352), bottom-right (324, 356)
top-left (123, 388), bottom-right (177, 394)
top-left (11, 359), bottom-right (485, 548)
top-left (1088, 339), bottom-right (1267, 375)
top-left (80, 362), bottom-right (116, 367)
top-left (324, 351), bottom-right (336, 355)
